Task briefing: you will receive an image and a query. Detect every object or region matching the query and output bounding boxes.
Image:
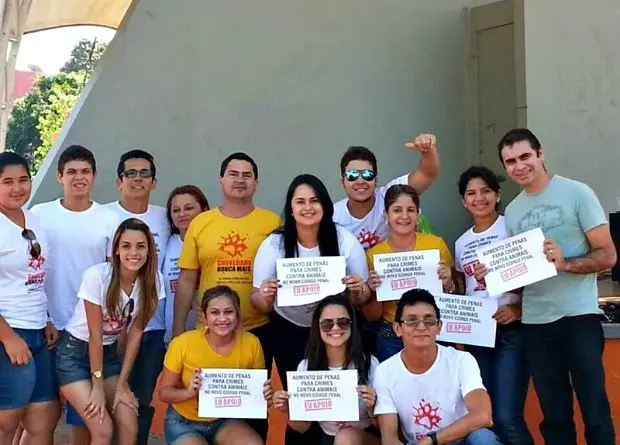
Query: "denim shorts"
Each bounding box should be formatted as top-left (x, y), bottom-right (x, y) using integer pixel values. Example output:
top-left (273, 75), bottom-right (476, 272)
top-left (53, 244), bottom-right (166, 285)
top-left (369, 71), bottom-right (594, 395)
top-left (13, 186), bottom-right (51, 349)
top-left (55, 331), bottom-right (122, 387)
top-left (0, 328), bottom-right (57, 409)
top-left (164, 406), bottom-right (233, 445)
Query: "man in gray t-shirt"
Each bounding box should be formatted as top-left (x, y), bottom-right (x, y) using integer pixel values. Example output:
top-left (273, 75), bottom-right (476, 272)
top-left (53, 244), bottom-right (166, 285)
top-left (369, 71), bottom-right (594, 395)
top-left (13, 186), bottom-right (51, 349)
top-left (477, 129), bottom-right (616, 445)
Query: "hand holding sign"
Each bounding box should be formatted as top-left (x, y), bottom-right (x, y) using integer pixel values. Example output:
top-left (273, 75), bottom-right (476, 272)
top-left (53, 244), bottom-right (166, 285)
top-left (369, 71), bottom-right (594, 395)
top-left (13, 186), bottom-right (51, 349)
top-left (367, 270), bottom-right (383, 291)
top-left (543, 239), bottom-right (566, 272)
top-left (186, 368), bottom-right (202, 398)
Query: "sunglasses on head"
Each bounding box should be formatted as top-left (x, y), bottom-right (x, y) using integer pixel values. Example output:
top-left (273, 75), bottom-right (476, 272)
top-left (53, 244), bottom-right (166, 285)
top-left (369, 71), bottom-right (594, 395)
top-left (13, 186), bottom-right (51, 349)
top-left (121, 298), bottom-right (135, 326)
top-left (344, 169), bottom-right (376, 182)
top-left (122, 169), bottom-right (153, 179)
top-left (21, 229), bottom-right (41, 259)
top-left (319, 317), bottom-right (352, 332)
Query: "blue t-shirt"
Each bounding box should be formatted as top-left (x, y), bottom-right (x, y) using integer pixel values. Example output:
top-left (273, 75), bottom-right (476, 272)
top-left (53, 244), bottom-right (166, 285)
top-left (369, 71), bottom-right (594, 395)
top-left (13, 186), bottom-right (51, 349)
top-left (504, 175), bottom-right (607, 324)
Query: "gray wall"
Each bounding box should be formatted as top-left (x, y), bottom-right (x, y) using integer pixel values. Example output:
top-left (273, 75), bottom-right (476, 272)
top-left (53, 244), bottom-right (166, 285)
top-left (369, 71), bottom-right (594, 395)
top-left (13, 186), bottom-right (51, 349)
top-left (523, 0), bottom-right (620, 214)
top-left (32, 0), bottom-right (501, 246)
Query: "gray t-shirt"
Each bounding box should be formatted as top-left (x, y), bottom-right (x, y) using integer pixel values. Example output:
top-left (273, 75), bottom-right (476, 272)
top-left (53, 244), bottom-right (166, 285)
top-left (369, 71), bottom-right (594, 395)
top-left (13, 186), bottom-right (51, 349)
top-left (505, 175), bottom-right (607, 324)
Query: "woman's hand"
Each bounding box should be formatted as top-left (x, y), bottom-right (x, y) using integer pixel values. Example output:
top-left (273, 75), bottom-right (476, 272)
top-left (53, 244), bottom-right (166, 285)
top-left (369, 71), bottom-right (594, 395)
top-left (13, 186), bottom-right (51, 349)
top-left (273, 390), bottom-right (290, 413)
top-left (185, 368), bottom-right (203, 399)
top-left (493, 304), bottom-right (522, 325)
top-left (44, 322), bottom-right (59, 350)
top-left (259, 279), bottom-right (279, 306)
top-left (437, 261), bottom-right (453, 292)
top-left (84, 384), bottom-right (107, 424)
top-left (1, 332), bottom-right (31, 365)
top-left (112, 383), bottom-right (139, 414)
top-left (367, 270), bottom-right (383, 291)
top-left (357, 385), bottom-right (376, 411)
top-left (343, 274), bottom-right (364, 295)
top-left (262, 379), bottom-right (273, 408)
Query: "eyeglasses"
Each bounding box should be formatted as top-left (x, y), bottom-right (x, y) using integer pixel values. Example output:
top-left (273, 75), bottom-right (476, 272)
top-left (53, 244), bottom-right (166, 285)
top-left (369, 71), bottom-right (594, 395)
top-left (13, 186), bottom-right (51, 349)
top-left (399, 317), bottom-right (439, 328)
top-left (122, 169), bottom-right (153, 179)
top-left (344, 169), bottom-right (376, 182)
top-left (319, 317), bottom-right (352, 332)
top-left (21, 229), bottom-right (41, 259)
top-left (121, 298), bottom-right (135, 326)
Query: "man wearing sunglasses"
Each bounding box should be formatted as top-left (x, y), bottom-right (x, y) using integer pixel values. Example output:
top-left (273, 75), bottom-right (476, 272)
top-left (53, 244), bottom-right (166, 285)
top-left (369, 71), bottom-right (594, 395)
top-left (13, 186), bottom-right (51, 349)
top-left (103, 149), bottom-right (170, 445)
top-left (334, 133), bottom-right (439, 250)
top-left (30, 145), bottom-right (120, 444)
top-left (374, 289), bottom-right (500, 445)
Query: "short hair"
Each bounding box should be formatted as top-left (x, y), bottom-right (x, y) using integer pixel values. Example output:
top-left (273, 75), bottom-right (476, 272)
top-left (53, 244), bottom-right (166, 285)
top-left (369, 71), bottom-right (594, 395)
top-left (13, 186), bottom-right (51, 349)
top-left (117, 149), bottom-right (156, 179)
top-left (219, 152), bottom-right (258, 180)
top-left (340, 146), bottom-right (378, 176)
top-left (395, 289), bottom-right (440, 323)
top-left (0, 152), bottom-right (30, 178)
top-left (497, 128), bottom-right (542, 163)
top-left (384, 184), bottom-right (420, 212)
top-left (166, 185), bottom-right (210, 234)
top-left (200, 285), bottom-right (242, 317)
top-left (57, 145), bottom-right (97, 174)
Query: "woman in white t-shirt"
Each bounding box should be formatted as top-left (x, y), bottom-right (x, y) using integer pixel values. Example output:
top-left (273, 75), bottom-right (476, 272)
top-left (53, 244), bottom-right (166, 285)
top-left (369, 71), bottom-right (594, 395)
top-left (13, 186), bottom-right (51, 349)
top-left (454, 166), bottom-right (533, 445)
top-left (163, 185), bottom-right (210, 344)
top-left (55, 218), bottom-right (165, 445)
top-left (273, 294), bottom-right (380, 445)
top-left (0, 153), bottom-right (59, 444)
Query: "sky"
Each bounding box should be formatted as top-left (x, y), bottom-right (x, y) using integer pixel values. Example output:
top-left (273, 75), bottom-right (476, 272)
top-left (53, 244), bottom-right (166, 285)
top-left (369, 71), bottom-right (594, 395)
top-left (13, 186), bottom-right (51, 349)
top-left (16, 26), bottom-right (116, 74)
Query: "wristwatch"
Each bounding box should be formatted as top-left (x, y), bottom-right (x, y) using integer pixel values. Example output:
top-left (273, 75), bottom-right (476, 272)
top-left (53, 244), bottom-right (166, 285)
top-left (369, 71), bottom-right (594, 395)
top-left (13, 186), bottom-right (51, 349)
top-left (91, 370), bottom-right (103, 379)
top-left (427, 432), bottom-right (439, 445)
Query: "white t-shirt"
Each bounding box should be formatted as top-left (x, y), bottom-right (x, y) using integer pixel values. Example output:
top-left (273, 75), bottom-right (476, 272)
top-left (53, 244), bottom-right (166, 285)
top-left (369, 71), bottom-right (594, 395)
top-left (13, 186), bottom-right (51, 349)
top-left (297, 355), bottom-right (379, 436)
top-left (374, 345), bottom-right (485, 443)
top-left (252, 225), bottom-right (368, 327)
top-left (103, 201), bottom-right (170, 331)
top-left (333, 174), bottom-right (409, 250)
top-left (0, 210), bottom-right (50, 329)
top-left (30, 199), bottom-right (120, 330)
top-left (454, 215), bottom-right (520, 307)
top-left (64, 263), bottom-right (165, 345)
top-left (163, 234), bottom-right (196, 343)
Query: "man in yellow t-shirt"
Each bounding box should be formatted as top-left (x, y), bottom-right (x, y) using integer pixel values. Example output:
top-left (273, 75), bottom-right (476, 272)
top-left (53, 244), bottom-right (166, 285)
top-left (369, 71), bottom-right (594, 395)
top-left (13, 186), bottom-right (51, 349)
top-left (366, 232), bottom-right (454, 362)
top-left (172, 153), bottom-right (280, 363)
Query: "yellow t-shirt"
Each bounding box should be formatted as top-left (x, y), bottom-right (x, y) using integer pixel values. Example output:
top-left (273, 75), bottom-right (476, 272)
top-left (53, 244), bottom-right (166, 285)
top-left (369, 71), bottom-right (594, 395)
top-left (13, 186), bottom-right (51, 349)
top-left (366, 233), bottom-right (454, 323)
top-left (164, 329), bottom-right (266, 422)
top-left (178, 207), bottom-right (280, 330)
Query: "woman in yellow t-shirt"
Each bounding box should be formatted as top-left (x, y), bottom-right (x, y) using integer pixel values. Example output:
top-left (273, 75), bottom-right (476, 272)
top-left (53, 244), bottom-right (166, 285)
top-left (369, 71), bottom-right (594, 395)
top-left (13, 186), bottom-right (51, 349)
top-left (363, 185), bottom-right (455, 362)
top-left (158, 285), bottom-right (272, 445)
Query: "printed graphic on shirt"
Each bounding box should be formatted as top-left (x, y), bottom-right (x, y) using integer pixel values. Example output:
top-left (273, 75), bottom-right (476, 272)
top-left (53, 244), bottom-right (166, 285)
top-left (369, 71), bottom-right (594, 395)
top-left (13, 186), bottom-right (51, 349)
top-left (26, 250), bottom-right (46, 292)
top-left (517, 205), bottom-right (564, 234)
top-left (102, 312), bottom-right (130, 336)
top-left (413, 399), bottom-right (442, 435)
top-left (358, 229), bottom-right (381, 250)
top-left (218, 231), bottom-right (249, 257)
top-left (215, 232), bottom-right (253, 288)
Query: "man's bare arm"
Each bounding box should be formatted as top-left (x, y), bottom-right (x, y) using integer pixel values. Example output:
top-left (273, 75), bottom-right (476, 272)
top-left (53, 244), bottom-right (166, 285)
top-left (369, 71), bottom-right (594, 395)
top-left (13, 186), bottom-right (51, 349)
top-left (406, 134), bottom-right (440, 195)
top-left (172, 268), bottom-right (199, 338)
top-left (432, 389), bottom-right (493, 444)
top-left (377, 413), bottom-right (405, 445)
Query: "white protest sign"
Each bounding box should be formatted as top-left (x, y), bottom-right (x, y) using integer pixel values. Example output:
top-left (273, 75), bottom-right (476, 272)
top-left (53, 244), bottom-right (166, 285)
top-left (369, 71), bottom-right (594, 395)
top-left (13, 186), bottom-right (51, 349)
top-left (476, 228), bottom-right (557, 296)
top-left (277, 256), bottom-right (346, 307)
top-left (287, 370), bottom-right (359, 422)
top-left (198, 369), bottom-right (267, 419)
top-left (373, 250), bottom-right (442, 301)
top-left (436, 294), bottom-right (498, 347)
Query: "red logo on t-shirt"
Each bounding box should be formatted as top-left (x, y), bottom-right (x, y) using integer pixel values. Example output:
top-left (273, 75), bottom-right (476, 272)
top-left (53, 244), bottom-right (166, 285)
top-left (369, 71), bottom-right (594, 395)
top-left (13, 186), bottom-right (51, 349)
top-left (358, 229), bottom-right (381, 249)
top-left (413, 399), bottom-right (442, 430)
top-left (218, 232), bottom-right (248, 257)
top-left (28, 253), bottom-right (46, 271)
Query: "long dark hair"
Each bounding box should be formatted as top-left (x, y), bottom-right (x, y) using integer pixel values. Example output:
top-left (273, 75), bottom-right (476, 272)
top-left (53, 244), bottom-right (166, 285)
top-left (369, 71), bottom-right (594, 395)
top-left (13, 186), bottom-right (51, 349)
top-left (305, 294), bottom-right (371, 384)
top-left (106, 218), bottom-right (159, 328)
top-left (276, 174), bottom-right (340, 258)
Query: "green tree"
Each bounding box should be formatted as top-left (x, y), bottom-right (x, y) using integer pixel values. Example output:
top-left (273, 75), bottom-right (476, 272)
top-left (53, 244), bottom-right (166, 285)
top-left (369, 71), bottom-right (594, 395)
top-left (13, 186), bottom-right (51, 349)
top-left (61, 38), bottom-right (108, 76)
top-left (6, 71), bottom-right (86, 172)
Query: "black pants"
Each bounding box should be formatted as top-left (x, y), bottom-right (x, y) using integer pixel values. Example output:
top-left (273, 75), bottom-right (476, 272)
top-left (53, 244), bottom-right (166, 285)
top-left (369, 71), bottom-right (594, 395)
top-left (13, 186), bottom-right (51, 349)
top-left (247, 321), bottom-right (274, 441)
top-left (523, 314), bottom-right (614, 445)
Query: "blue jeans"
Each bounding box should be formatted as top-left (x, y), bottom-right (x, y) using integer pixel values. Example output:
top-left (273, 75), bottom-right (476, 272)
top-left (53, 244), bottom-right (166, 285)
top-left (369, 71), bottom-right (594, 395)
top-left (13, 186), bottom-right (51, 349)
top-left (128, 329), bottom-right (166, 445)
top-left (465, 324), bottom-right (533, 445)
top-left (456, 428), bottom-right (503, 444)
top-left (376, 321), bottom-right (403, 363)
top-left (164, 406), bottom-right (232, 445)
top-left (524, 314), bottom-right (614, 445)
top-left (0, 328), bottom-right (57, 409)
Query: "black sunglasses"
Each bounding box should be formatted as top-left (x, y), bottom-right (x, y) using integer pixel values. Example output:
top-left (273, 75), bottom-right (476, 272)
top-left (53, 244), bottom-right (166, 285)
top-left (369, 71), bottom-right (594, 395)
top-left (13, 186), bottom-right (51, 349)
top-left (121, 298), bottom-right (135, 326)
top-left (344, 169), bottom-right (376, 182)
top-left (122, 169), bottom-right (153, 179)
top-left (21, 229), bottom-right (41, 259)
top-left (319, 317), bottom-right (352, 332)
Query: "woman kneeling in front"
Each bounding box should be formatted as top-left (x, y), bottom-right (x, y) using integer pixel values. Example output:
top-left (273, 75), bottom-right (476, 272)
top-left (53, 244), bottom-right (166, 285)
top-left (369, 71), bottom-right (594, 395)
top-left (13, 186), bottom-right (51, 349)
top-left (159, 285), bottom-right (271, 445)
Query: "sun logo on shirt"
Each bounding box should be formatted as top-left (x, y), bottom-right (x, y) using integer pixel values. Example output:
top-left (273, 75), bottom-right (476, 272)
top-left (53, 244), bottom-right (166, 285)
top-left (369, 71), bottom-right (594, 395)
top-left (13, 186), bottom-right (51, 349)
top-left (358, 229), bottom-right (381, 249)
top-left (412, 399), bottom-right (442, 430)
top-left (218, 232), bottom-right (248, 257)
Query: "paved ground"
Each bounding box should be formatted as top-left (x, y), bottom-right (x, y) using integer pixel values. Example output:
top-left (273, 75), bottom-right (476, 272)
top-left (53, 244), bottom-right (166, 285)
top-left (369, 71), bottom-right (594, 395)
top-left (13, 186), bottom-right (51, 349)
top-left (53, 418), bottom-right (166, 445)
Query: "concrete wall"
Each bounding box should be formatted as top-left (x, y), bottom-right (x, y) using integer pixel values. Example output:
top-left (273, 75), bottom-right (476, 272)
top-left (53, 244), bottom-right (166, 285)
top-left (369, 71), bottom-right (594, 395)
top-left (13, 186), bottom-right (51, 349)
top-left (32, 0), bottom-right (500, 246)
top-left (523, 0), bottom-right (620, 214)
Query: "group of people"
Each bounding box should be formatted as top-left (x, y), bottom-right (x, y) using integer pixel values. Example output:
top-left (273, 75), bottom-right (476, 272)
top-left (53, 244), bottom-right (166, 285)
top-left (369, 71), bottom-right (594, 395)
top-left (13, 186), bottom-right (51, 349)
top-left (0, 127), bottom-right (615, 445)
